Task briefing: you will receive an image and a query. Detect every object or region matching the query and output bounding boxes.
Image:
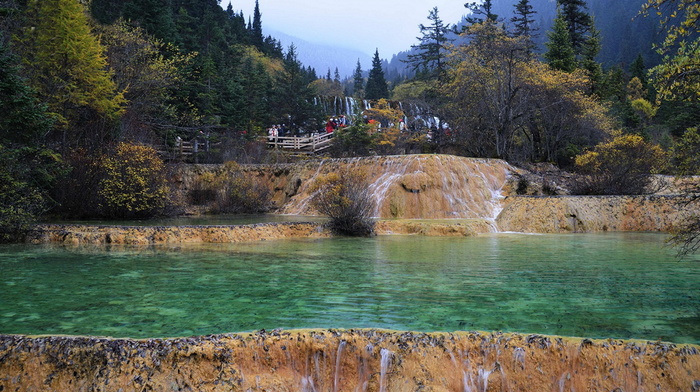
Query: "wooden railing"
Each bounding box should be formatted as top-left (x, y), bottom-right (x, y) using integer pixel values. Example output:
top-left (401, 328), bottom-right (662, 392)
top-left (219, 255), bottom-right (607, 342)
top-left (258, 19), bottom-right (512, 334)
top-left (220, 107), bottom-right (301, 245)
top-left (267, 132), bottom-right (334, 154)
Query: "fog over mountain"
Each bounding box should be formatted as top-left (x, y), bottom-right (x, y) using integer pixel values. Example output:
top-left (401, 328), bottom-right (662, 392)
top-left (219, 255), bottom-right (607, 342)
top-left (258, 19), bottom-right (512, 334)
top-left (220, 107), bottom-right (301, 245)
top-left (268, 29), bottom-right (374, 79)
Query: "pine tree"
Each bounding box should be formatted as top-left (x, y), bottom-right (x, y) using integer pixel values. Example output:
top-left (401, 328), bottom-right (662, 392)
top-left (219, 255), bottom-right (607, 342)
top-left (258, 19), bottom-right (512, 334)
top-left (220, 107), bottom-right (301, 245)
top-left (275, 44), bottom-right (317, 132)
top-left (405, 7), bottom-right (451, 81)
top-left (544, 11), bottom-right (577, 72)
top-left (352, 59), bottom-right (364, 98)
top-left (20, 0), bottom-right (125, 149)
top-left (464, 0), bottom-right (498, 25)
top-left (580, 22), bottom-right (603, 94)
top-left (510, 0), bottom-right (537, 54)
top-left (0, 41), bottom-right (54, 146)
top-left (365, 49), bottom-right (389, 100)
top-left (250, 0), bottom-right (264, 48)
top-left (556, 0), bottom-right (593, 56)
top-left (629, 54), bottom-right (647, 87)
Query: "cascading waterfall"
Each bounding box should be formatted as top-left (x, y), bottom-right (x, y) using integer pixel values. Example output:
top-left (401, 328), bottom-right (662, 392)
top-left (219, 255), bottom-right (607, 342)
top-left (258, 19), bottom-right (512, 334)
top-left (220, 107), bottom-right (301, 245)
top-left (379, 348), bottom-right (392, 392)
top-left (278, 155), bottom-right (514, 228)
top-left (332, 340), bottom-right (346, 392)
top-left (1, 330), bottom-right (698, 391)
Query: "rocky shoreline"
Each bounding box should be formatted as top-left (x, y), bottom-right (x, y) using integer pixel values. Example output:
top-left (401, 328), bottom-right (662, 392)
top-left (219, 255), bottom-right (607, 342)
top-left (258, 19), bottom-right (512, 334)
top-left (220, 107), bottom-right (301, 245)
top-left (25, 192), bottom-right (692, 245)
top-left (1, 329), bottom-right (698, 391)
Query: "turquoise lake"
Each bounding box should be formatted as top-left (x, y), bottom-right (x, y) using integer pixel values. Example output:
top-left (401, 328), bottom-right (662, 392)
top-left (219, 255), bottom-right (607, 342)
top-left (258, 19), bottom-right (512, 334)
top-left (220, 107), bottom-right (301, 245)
top-left (1, 232), bottom-right (698, 343)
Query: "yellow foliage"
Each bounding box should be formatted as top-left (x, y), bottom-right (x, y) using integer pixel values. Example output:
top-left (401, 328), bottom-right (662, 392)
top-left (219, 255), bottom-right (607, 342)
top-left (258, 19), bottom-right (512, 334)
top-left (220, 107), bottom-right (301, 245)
top-left (364, 99), bottom-right (404, 128)
top-left (98, 143), bottom-right (168, 218)
top-left (630, 98), bottom-right (657, 119)
top-left (239, 45), bottom-right (285, 76)
top-left (575, 134), bottom-right (666, 173)
top-left (574, 134), bottom-right (667, 194)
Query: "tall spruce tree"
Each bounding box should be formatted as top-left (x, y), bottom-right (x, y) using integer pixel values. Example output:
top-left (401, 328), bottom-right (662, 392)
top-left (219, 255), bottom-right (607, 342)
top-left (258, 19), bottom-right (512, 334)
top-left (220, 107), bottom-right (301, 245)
top-left (544, 11), bottom-right (577, 72)
top-left (556, 0), bottom-right (593, 56)
top-left (352, 59), bottom-right (364, 98)
top-left (0, 41), bottom-right (54, 146)
top-left (405, 7), bottom-right (451, 81)
top-left (275, 44), bottom-right (317, 131)
top-left (250, 0), bottom-right (264, 48)
top-left (510, 0), bottom-right (537, 54)
top-left (464, 0), bottom-right (498, 25)
top-left (365, 49), bottom-right (389, 100)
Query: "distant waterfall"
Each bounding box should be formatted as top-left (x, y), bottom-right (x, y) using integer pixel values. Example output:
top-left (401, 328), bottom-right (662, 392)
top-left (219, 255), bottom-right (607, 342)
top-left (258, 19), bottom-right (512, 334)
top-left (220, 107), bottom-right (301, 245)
top-left (313, 96), bottom-right (442, 130)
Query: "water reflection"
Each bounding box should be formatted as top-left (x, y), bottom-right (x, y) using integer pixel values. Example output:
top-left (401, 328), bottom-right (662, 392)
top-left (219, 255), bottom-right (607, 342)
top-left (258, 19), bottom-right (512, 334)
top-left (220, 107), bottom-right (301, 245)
top-left (0, 232), bottom-right (698, 343)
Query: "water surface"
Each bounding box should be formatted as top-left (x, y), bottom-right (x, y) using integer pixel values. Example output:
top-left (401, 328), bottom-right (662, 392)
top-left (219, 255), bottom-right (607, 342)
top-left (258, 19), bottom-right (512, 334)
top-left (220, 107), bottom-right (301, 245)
top-left (1, 233), bottom-right (698, 343)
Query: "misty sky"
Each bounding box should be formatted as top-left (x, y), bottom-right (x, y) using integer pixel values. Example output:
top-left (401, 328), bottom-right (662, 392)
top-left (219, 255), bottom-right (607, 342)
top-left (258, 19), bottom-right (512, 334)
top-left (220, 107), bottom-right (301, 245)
top-left (223, 1), bottom-right (469, 56)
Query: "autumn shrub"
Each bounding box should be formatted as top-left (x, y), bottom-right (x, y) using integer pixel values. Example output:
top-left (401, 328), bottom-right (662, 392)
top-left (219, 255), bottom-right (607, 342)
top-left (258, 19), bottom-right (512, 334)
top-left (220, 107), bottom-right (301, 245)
top-left (188, 161), bottom-right (272, 213)
top-left (572, 134), bottom-right (668, 195)
top-left (98, 142), bottom-right (169, 219)
top-left (310, 169), bottom-right (375, 236)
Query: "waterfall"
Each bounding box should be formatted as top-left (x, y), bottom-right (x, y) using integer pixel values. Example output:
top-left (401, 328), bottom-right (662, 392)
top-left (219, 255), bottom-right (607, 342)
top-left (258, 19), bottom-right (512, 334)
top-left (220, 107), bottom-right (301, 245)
top-left (379, 348), bottom-right (392, 392)
top-left (312, 96), bottom-right (443, 132)
top-left (332, 340), bottom-right (346, 392)
top-left (278, 155), bottom-right (514, 225)
top-left (3, 331), bottom-right (697, 391)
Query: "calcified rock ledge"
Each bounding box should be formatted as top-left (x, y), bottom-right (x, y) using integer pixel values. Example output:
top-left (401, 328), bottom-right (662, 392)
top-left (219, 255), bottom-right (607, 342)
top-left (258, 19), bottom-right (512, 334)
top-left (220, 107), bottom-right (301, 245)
top-left (26, 220), bottom-right (499, 245)
top-left (25, 222), bottom-right (331, 245)
top-left (497, 195), bottom-right (692, 233)
top-left (1, 330), bottom-right (698, 391)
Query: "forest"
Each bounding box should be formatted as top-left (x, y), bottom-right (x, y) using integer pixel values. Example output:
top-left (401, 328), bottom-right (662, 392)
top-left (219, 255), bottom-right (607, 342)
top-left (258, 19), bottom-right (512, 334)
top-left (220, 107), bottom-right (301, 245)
top-left (0, 0), bottom-right (698, 243)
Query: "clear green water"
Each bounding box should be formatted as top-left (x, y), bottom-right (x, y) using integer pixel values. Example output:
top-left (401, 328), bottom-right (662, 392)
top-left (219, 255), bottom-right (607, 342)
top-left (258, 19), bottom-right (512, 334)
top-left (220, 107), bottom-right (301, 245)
top-left (1, 232), bottom-right (699, 343)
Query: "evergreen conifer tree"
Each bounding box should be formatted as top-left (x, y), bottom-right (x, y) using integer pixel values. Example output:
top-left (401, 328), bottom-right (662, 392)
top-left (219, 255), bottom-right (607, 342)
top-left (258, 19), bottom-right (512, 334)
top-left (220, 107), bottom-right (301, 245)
top-left (0, 41), bottom-right (54, 146)
top-left (251, 0), bottom-right (264, 48)
top-left (630, 54), bottom-right (647, 87)
top-left (580, 22), bottom-right (603, 94)
top-left (365, 49), bottom-right (389, 100)
top-left (352, 59), bottom-right (364, 98)
top-left (465, 0), bottom-right (498, 25)
top-left (405, 7), bottom-right (451, 81)
top-left (544, 11), bottom-right (577, 72)
top-left (275, 44), bottom-right (317, 132)
top-left (555, 0), bottom-right (593, 56)
top-left (510, 0), bottom-right (537, 54)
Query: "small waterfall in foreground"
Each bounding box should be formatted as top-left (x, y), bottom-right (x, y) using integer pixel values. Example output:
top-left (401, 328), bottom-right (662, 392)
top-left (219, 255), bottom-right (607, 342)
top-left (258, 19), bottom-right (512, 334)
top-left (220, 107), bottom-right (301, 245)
top-left (278, 155), bottom-right (514, 229)
top-left (378, 348), bottom-right (393, 392)
top-left (3, 331), bottom-right (696, 391)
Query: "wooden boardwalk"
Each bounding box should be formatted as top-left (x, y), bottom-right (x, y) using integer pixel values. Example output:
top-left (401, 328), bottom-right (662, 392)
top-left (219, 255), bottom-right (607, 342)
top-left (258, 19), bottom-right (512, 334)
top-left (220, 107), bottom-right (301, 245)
top-left (267, 132), bottom-right (334, 155)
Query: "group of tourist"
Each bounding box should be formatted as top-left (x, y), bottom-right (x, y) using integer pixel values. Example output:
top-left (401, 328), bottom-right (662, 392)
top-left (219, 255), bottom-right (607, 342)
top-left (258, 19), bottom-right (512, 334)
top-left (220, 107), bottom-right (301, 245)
top-left (325, 115), bottom-right (349, 133)
top-left (266, 124), bottom-right (290, 141)
top-left (266, 116), bottom-right (352, 142)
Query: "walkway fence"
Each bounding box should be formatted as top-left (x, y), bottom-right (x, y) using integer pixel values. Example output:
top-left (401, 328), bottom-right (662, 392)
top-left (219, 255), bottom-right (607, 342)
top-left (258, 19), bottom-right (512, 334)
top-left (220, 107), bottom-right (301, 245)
top-left (267, 132), bottom-right (334, 155)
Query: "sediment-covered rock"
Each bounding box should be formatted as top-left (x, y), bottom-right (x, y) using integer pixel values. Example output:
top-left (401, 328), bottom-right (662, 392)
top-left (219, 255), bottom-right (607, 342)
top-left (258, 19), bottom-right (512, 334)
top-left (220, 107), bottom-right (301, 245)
top-left (497, 195), bottom-right (692, 233)
top-left (26, 222), bottom-right (329, 245)
top-left (376, 218), bottom-right (495, 236)
top-left (178, 155), bottom-right (516, 220)
top-left (1, 330), bottom-right (698, 391)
